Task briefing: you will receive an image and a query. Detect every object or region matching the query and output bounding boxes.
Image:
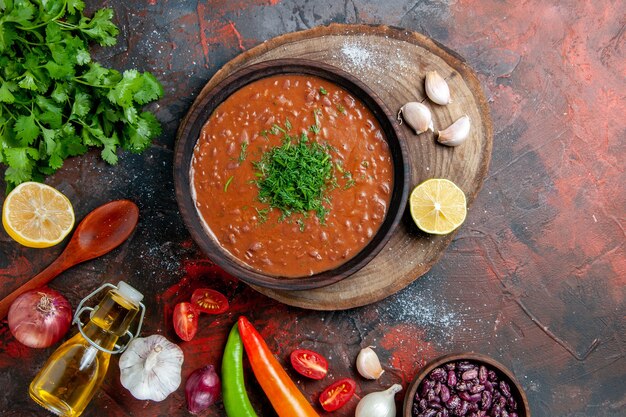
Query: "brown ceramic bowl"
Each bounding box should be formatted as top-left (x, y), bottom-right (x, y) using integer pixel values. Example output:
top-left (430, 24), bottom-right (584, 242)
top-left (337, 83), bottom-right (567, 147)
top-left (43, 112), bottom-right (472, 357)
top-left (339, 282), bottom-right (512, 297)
top-left (174, 59), bottom-right (410, 290)
top-left (403, 353), bottom-right (530, 417)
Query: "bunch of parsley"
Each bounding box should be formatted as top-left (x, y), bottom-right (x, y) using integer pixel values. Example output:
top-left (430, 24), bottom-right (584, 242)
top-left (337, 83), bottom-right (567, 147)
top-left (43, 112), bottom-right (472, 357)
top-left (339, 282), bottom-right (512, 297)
top-left (0, 0), bottom-right (163, 190)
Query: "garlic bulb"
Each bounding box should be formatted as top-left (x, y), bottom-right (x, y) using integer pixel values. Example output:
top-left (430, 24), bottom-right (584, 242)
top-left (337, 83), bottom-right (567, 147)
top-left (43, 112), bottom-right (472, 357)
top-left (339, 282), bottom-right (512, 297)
top-left (437, 115), bottom-right (471, 147)
top-left (355, 384), bottom-right (402, 417)
top-left (119, 334), bottom-right (184, 402)
top-left (356, 346), bottom-right (384, 379)
top-left (425, 70), bottom-right (451, 105)
top-left (398, 102), bottom-right (433, 135)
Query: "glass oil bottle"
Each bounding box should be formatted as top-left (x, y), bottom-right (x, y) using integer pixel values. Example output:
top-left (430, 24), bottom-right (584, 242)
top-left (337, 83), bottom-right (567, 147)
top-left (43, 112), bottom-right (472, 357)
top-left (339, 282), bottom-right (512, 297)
top-left (29, 281), bottom-right (145, 417)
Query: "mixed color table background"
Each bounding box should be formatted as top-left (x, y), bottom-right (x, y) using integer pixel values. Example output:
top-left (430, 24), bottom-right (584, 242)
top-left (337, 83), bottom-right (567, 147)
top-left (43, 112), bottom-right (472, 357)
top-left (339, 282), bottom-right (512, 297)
top-left (1, 1), bottom-right (624, 416)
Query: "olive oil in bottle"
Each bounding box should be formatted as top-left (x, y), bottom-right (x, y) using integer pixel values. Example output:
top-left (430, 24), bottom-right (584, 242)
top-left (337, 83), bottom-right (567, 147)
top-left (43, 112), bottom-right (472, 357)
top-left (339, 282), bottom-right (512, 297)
top-left (29, 282), bottom-right (144, 417)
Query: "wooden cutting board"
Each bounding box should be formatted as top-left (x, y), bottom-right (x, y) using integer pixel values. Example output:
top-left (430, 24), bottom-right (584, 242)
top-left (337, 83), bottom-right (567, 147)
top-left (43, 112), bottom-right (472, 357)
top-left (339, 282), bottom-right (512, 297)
top-left (190, 24), bottom-right (492, 310)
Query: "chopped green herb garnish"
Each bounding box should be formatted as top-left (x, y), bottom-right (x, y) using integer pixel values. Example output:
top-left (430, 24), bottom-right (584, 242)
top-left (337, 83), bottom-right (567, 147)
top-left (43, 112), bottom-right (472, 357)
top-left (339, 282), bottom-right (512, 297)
top-left (344, 179), bottom-right (356, 189)
top-left (319, 87), bottom-right (328, 95)
top-left (297, 218), bottom-right (306, 232)
top-left (254, 126), bottom-right (333, 223)
top-left (337, 104), bottom-right (347, 114)
top-left (285, 118), bottom-right (292, 130)
top-left (238, 142), bottom-right (248, 163)
top-left (335, 161), bottom-right (344, 173)
top-left (255, 207), bottom-right (269, 223)
top-left (361, 161), bottom-right (370, 168)
top-left (309, 109), bottom-right (322, 134)
top-left (224, 175), bottom-right (234, 192)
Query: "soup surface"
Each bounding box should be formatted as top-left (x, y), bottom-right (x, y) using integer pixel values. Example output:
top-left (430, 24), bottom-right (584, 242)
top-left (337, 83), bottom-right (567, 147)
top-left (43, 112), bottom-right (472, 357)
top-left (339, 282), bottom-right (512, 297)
top-left (191, 74), bottom-right (393, 277)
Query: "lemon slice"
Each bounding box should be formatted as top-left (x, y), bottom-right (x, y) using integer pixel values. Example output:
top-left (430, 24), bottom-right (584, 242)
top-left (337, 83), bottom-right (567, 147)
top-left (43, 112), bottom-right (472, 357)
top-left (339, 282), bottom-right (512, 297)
top-left (2, 182), bottom-right (75, 248)
top-left (409, 178), bottom-right (467, 235)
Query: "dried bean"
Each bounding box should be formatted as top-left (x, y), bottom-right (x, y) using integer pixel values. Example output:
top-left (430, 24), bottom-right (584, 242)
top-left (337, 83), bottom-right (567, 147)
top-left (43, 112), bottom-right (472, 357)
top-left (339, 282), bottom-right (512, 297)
top-left (458, 362), bottom-right (475, 372)
top-left (419, 399), bottom-right (429, 411)
top-left (463, 369), bottom-right (479, 380)
top-left (448, 370), bottom-right (457, 387)
top-left (488, 370), bottom-right (498, 382)
top-left (441, 409), bottom-right (449, 417)
top-left (460, 391), bottom-right (473, 401)
top-left (501, 410), bottom-right (509, 417)
top-left (428, 390), bottom-right (440, 403)
top-left (470, 384), bottom-right (486, 394)
top-left (456, 400), bottom-right (469, 416)
top-left (507, 397), bottom-right (517, 409)
top-left (509, 413), bottom-right (518, 417)
top-left (481, 391), bottom-right (493, 410)
top-left (490, 404), bottom-right (502, 417)
top-left (440, 385), bottom-right (451, 403)
top-left (431, 367), bottom-right (447, 382)
top-left (446, 395), bottom-right (461, 410)
top-left (500, 381), bottom-right (511, 398)
top-left (457, 382), bottom-right (469, 391)
top-left (484, 381), bottom-right (494, 392)
top-left (424, 409), bottom-right (437, 417)
top-left (429, 402), bottom-right (443, 410)
top-left (435, 381), bottom-right (442, 395)
top-left (479, 366), bottom-right (488, 383)
top-left (445, 363), bottom-right (456, 371)
top-left (421, 380), bottom-right (434, 397)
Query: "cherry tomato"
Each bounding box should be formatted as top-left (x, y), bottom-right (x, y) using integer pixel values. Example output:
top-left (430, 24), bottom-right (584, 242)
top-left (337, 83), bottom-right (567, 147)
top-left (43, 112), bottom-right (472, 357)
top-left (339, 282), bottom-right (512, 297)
top-left (290, 349), bottom-right (328, 380)
top-left (173, 302), bottom-right (198, 341)
top-left (191, 288), bottom-right (229, 315)
top-left (319, 378), bottom-right (356, 412)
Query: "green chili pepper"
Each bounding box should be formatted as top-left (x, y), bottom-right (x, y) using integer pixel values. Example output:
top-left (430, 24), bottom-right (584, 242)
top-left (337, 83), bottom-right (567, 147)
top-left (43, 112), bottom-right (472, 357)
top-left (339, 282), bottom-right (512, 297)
top-left (223, 324), bottom-right (258, 417)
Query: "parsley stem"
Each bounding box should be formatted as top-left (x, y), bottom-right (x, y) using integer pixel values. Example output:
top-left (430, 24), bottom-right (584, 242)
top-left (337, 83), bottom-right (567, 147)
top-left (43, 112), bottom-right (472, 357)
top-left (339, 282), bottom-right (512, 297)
top-left (72, 78), bottom-right (113, 89)
top-left (1, 104), bottom-right (17, 121)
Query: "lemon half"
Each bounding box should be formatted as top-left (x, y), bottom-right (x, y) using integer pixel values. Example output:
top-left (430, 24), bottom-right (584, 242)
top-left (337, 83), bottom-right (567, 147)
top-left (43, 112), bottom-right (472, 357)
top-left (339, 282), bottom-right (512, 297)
top-left (409, 178), bottom-right (467, 235)
top-left (2, 182), bottom-right (75, 248)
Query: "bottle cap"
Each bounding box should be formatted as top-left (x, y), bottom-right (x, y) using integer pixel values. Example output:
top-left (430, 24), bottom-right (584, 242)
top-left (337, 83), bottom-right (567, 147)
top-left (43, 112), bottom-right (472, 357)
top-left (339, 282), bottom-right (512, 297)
top-left (116, 281), bottom-right (144, 305)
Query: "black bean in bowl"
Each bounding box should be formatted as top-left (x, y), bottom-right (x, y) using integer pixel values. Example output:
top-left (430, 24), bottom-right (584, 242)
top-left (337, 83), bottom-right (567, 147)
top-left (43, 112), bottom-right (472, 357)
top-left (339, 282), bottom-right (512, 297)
top-left (402, 353), bottom-right (530, 417)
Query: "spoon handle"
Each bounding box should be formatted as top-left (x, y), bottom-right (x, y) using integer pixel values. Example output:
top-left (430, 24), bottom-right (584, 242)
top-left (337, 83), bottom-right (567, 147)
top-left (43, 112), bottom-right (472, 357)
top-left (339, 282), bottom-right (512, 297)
top-left (0, 254), bottom-right (70, 319)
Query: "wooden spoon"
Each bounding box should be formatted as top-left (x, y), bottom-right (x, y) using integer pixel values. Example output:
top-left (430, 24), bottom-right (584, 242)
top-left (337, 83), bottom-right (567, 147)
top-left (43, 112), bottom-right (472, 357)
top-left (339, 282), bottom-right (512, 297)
top-left (0, 200), bottom-right (139, 319)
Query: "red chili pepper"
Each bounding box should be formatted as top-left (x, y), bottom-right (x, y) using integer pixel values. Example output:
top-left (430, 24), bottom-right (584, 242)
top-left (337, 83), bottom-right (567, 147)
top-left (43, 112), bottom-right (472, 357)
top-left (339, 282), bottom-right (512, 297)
top-left (237, 317), bottom-right (320, 417)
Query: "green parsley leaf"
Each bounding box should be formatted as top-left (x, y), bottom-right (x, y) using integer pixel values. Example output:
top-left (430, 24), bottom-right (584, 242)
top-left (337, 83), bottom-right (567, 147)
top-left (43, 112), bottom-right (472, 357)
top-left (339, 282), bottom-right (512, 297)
top-left (14, 114), bottom-right (40, 145)
top-left (6, 0), bottom-right (36, 26)
top-left (75, 48), bottom-right (90, 65)
top-left (67, 0), bottom-right (86, 15)
top-left (0, 81), bottom-right (16, 103)
top-left (0, 23), bottom-right (17, 53)
top-left (71, 92), bottom-right (91, 118)
top-left (319, 87), bottom-right (328, 95)
top-left (18, 71), bottom-right (38, 90)
top-left (80, 8), bottom-right (119, 46)
top-left (133, 72), bottom-right (163, 104)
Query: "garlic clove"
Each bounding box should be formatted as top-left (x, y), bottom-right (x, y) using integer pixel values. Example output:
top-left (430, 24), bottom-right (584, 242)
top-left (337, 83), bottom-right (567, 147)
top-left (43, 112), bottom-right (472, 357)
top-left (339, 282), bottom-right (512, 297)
top-left (356, 346), bottom-right (384, 380)
top-left (437, 115), bottom-right (471, 147)
top-left (425, 70), bottom-right (451, 105)
top-left (398, 102), bottom-right (433, 135)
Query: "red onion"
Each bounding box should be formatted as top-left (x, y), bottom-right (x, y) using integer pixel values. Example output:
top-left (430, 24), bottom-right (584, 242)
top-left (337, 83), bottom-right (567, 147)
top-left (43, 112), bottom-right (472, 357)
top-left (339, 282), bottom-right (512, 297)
top-left (8, 287), bottom-right (72, 348)
top-left (185, 364), bottom-right (221, 414)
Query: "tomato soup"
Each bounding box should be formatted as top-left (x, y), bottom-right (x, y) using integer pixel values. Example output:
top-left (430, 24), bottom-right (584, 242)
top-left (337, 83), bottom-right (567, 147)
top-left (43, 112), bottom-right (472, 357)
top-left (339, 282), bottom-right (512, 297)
top-left (191, 74), bottom-right (393, 277)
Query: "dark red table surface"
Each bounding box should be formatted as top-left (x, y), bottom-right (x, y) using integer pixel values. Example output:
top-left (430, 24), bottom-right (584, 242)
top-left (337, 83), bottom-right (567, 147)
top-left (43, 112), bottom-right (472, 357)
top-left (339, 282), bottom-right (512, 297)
top-left (1, 1), bottom-right (624, 416)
